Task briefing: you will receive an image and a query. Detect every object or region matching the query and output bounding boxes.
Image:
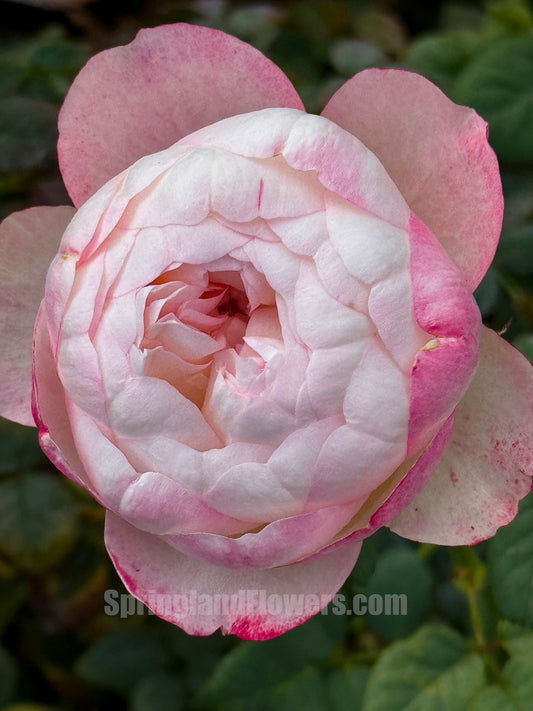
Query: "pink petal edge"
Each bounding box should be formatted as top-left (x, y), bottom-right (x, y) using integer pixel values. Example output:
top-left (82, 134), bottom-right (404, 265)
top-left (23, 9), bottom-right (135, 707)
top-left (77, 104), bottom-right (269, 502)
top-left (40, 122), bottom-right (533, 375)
top-left (390, 327), bottom-right (533, 545)
top-left (407, 213), bottom-right (481, 455)
top-left (32, 303), bottom-right (94, 492)
top-left (105, 511), bottom-right (362, 640)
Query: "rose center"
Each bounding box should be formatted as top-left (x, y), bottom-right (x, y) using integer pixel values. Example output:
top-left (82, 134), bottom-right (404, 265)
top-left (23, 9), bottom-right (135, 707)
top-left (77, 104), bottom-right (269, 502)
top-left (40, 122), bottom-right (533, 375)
top-left (177, 273), bottom-right (251, 350)
top-left (140, 266), bottom-right (277, 409)
top-left (203, 282), bottom-right (249, 319)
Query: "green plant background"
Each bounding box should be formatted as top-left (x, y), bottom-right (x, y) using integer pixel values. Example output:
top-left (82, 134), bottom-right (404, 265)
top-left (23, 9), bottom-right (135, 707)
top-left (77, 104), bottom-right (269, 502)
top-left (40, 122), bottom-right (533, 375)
top-left (1, 0), bottom-right (533, 709)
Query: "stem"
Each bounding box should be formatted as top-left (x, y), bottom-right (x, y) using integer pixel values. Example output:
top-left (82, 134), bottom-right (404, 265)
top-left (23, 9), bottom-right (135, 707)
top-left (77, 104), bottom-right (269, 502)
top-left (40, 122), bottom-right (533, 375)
top-left (465, 586), bottom-right (486, 650)
top-left (451, 547), bottom-right (502, 680)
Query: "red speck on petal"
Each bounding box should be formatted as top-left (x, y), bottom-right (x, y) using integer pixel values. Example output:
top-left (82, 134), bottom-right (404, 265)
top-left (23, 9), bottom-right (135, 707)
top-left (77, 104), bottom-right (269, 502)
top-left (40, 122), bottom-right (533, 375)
top-left (450, 470), bottom-right (459, 485)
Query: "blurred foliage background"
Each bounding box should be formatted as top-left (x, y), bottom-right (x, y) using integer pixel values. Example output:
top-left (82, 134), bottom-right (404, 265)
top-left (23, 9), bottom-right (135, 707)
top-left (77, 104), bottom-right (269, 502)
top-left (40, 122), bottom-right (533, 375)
top-left (0, 0), bottom-right (533, 709)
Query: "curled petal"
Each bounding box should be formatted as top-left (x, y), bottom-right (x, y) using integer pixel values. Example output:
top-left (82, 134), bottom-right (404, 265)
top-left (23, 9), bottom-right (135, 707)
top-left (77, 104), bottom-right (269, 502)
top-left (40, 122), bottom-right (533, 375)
top-left (390, 327), bottom-right (533, 544)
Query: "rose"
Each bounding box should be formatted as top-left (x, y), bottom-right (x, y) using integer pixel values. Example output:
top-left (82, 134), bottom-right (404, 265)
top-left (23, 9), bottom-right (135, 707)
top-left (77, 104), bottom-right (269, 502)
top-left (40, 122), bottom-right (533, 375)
top-left (0, 24), bottom-right (532, 641)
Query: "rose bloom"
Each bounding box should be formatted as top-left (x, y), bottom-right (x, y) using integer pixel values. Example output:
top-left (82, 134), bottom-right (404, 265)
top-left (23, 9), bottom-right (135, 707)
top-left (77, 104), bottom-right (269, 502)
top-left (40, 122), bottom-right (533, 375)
top-left (0, 24), bottom-right (532, 640)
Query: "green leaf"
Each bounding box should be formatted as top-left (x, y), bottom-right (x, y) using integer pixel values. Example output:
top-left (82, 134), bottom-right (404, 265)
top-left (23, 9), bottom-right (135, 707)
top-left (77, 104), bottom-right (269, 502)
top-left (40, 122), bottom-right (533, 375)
top-left (362, 623), bottom-right (485, 711)
top-left (0, 646), bottom-right (18, 706)
top-left (474, 267), bottom-right (502, 317)
top-left (158, 624), bottom-right (235, 690)
top-left (0, 58), bottom-right (24, 97)
top-left (196, 614), bottom-right (345, 710)
top-left (480, 622), bottom-right (533, 709)
top-left (488, 0), bottom-right (533, 34)
top-left (0, 97), bottom-right (58, 173)
top-left (498, 620), bottom-right (533, 656)
top-left (75, 627), bottom-right (169, 694)
top-left (454, 37), bottom-right (533, 165)
top-left (488, 493), bottom-right (533, 627)
top-left (495, 224), bottom-right (533, 275)
top-left (405, 30), bottom-right (478, 90)
top-left (513, 333), bottom-right (533, 362)
top-left (497, 618), bottom-right (531, 640)
top-left (327, 666), bottom-right (370, 711)
top-left (356, 546), bottom-right (432, 640)
top-left (501, 652), bottom-right (533, 709)
top-left (0, 473), bottom-right (79, 573)
top-left (131, 671), bottom-right (184, 711)
top-left (345, 537), bottom-right (378, 588)
top-left (0, 419), bottom-right (46, 475)
top-left (466, 685), bottom-right (520, 711)
top-left (252, 667), bottom-right (329, 711)
top-left (501, 170), bottom-right (533, 226)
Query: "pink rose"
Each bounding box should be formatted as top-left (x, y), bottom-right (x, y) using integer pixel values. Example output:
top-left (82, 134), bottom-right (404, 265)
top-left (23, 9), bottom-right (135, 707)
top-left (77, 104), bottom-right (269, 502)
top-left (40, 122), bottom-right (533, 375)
top-left (0, 24), bottom-right (531, 640)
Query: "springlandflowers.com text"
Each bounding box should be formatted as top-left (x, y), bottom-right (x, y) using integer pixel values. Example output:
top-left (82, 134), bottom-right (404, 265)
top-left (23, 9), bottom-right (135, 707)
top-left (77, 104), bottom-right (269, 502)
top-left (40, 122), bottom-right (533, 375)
top-left (104, 589), bottom-right (408, 618)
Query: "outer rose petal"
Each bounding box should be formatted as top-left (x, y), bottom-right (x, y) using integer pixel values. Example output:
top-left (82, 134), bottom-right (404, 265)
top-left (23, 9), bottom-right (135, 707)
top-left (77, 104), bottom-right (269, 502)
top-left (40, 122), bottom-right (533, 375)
top-left (105, 511), bottom-right (362, 640)
top-left (322, 69), bottom-right (503, 289)
top-left (0, 206), bottom-right (74, 426)
top-left (389, 327), bottom-right (533, 544)
top-left (58, 24), bottom-right (304, 207)
top-left (32, 304), bottom-right (93, 492)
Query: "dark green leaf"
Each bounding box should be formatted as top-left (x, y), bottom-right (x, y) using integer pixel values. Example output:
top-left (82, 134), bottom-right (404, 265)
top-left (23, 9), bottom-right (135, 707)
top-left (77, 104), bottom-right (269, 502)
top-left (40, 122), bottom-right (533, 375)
top-left (466, 686), bottom-right (519, 711)
top-left (454, 37), bottom-right (533, 165)
top-left (362, 624), bottom-right (485, 711)
top-left (474, 267), bottom-right (503, 317)
top-left (131, 671), bottom-right (184, 711)
top-left (327, 666), bottom-right (370, 711)
top-left (495, 224), bottom-right (533, 275)
top-left (0, 419), bottom-right (46, 475)
top-left (0, 97), bottom-right (58, 173)
top-left (513, 333), bottom-right (533, 362)
top-left (196, 613), bottom-right (345, 710)
top-left (0, 473), bottom-right (78, 573)
top-left (488, 493), bottom-right (533, 626)
top-left (356, 546), bottom-right (432, 640)
top-left (501, 652), bottom-right (533, 709)
top-left (255, 667), bottom-right (329, 711)
top-left (75, 627), bottom-right (169, 694)
top-left (405, 31), bottom-right (477, 90)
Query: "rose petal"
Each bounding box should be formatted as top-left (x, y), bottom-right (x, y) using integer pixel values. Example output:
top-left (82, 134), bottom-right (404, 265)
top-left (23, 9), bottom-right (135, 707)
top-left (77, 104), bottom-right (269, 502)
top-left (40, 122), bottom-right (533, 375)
top-left (32, 304), bottom-right (93, 493)
top-left (118, 470), bottom-right (253, 536)
top-left (407, 213), bottom-right (481, 455)
top-left (181, 109), bottom-right (410, 229)
top-left (317, 412), bottom-right (456, 550)
top-left (105, 511), bottom-right (362, 639)
top-left (322, 68), bottom-right (503, 289)
top-left (389, 327), bottom-right (533, 544)
top-left (0, 206), bottom-right (74, 425)
top-left (58, 24), bottom-right (304, 207)
top-left (160, 498), bottom-right (363, 569)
